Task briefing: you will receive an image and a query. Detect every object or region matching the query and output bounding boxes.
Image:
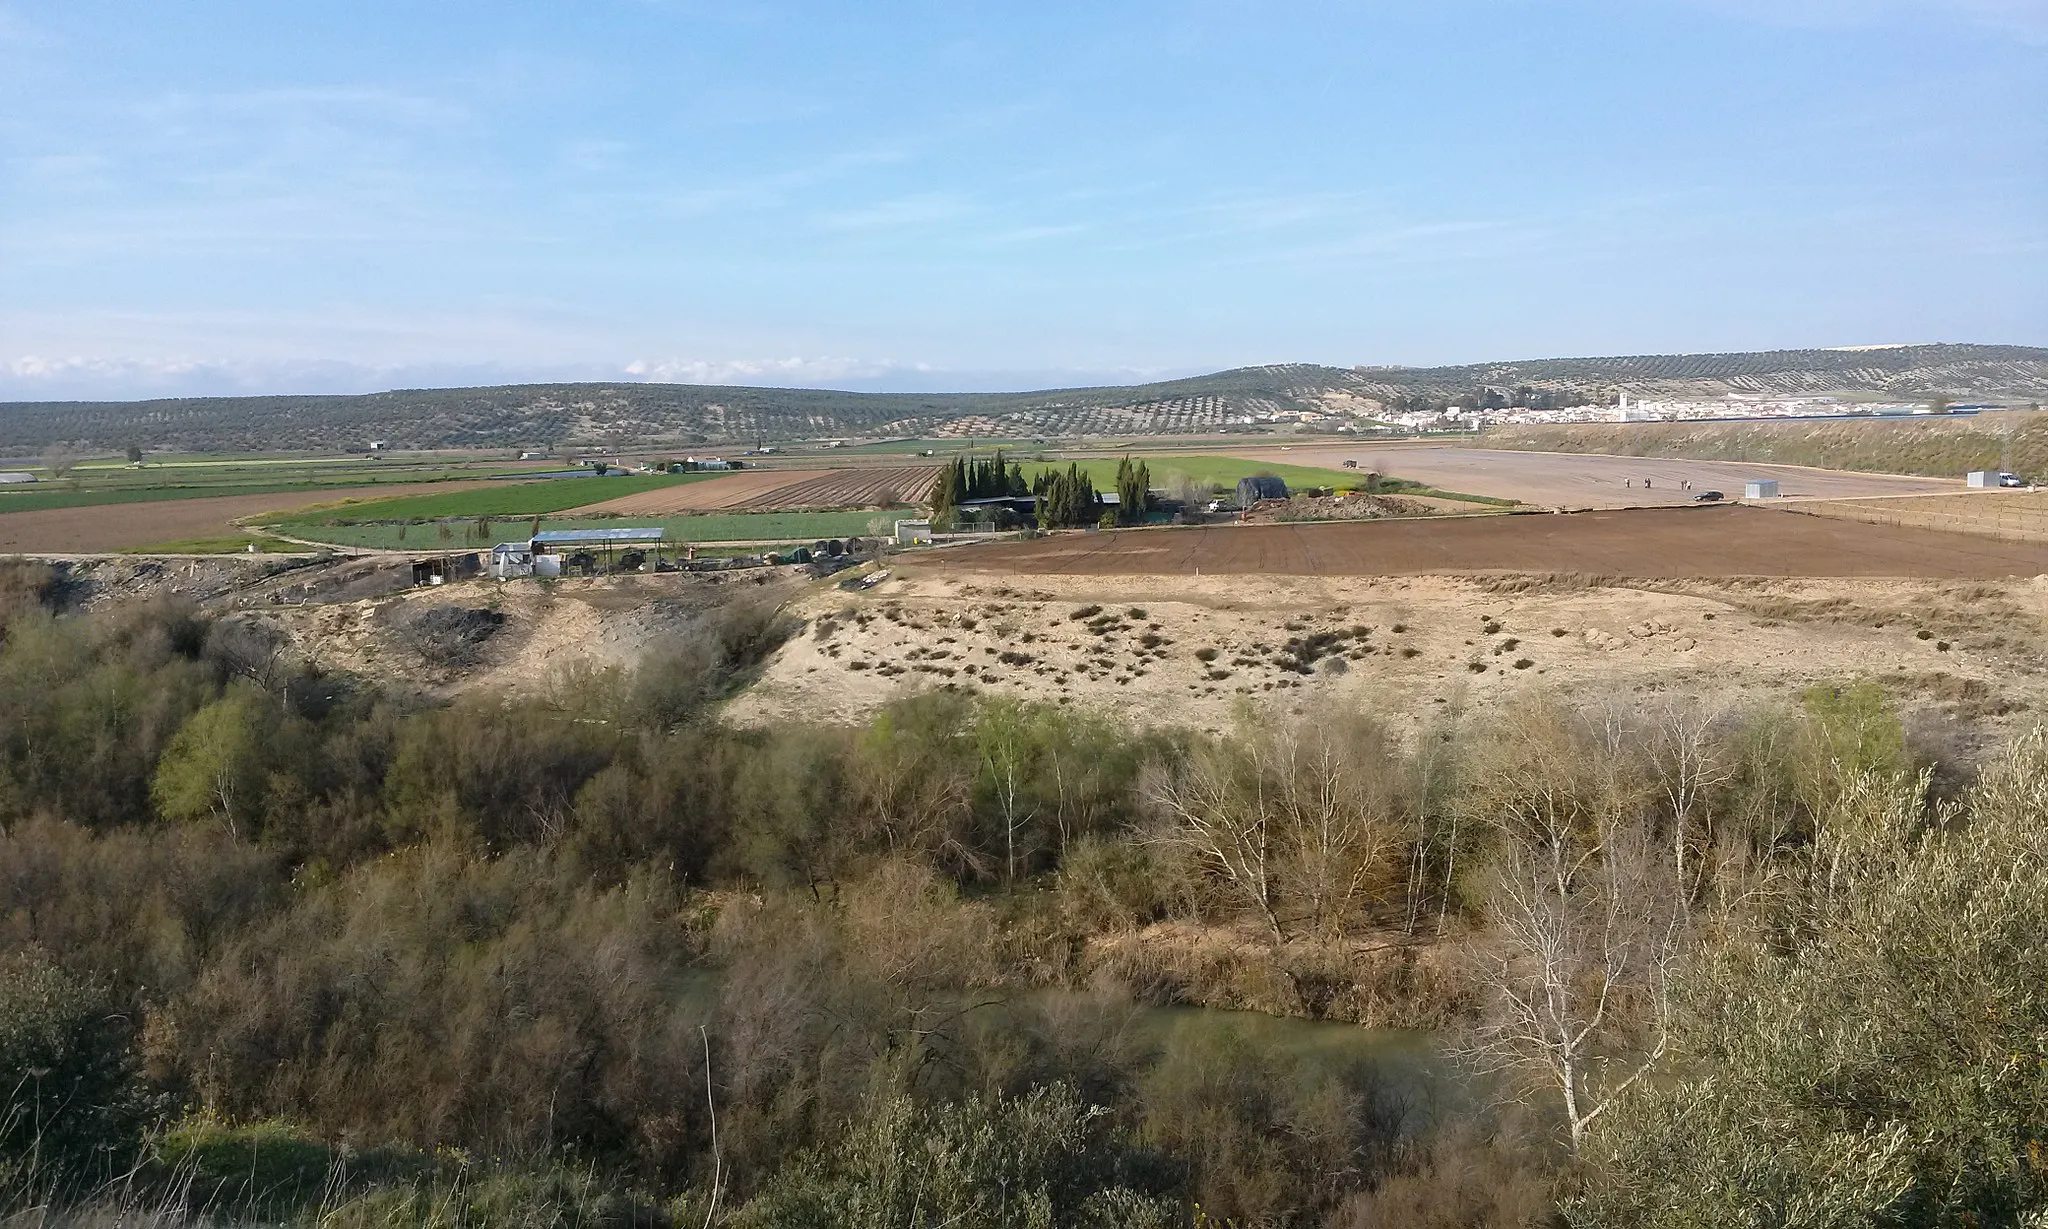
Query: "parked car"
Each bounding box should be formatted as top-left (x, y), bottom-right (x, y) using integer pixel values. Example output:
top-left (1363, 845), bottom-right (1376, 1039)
top-left (2000, 472), bottom-right (2026, 487)
top-left (1693, 490), bottom-right (1725, 502)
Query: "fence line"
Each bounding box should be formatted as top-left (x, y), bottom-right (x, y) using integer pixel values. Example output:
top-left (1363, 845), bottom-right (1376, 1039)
top-left (1792, 497), bottom-right (2048, 544)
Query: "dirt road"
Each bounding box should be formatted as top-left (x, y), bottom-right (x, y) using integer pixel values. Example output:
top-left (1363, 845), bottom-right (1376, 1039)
top-left (0, 481), bottom-right (496, 553)
top-left (1215, 445), bottom-right (1956, 508)
top-left (938, 506), bottom-right (2048, 579)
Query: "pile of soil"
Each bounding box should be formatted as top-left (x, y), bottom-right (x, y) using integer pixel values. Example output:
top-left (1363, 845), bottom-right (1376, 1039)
top-left (1254, 493), bottom-right (1437, 522)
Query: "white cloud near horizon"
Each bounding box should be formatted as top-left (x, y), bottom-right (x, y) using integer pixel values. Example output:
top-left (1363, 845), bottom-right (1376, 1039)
top-left (0, 354), bottom-right (1194, 402)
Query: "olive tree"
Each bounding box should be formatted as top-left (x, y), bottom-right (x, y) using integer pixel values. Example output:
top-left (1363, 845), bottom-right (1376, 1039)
top-left (1576, 735), bottom-right (2048, 1227)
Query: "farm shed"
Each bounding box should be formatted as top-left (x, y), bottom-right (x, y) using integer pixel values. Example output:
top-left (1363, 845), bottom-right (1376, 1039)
top-left (1967, 471), bottom-right (1999, 488)
top-left (895, 518), bottom-right (933, 545)
top-left (1744, 479), bottom-right (1779, 499)
top-left (410, 552), bottom-right (481, 586)
top-left (529, 526), bottom-right (667, 573)
top-left (1236, 476), bottom-right (1289, 506)
top-left (489, 543), bottom-right (538, 579)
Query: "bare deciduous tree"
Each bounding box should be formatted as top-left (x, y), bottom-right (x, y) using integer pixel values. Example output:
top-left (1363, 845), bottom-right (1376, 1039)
top-left (1270, 714), bottom-right (1408, 938)
top-left (1144, 710), bottom-right (1412, 942)
top-left (1466, 811), bottom-right (1686, 1154)
top-left (975, 698), bottom-right (1038, 885)
top-left (1645, 697), bottom-right (1736, 915)
top-left (1143, 736), bottom-right (1285, 941)
top-left (41, 442), bottom-right (81, 481)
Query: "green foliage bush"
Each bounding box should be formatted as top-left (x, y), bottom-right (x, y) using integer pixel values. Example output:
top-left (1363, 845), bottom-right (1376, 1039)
top-left (732, 1084), bottom-right (1177, 1229)
top-left (1576, 736), bottom-right (2048, 1227)
top-left (0, 949), bottom-right (152, 1197)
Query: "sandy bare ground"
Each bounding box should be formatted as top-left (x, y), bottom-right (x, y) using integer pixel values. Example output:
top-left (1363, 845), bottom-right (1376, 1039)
top-left (0, 481), bottom-right (498, 553)
top-left (936, 506), bottom-right (2048, 579)
top-left (576, 466), bottom-right (938, 515)
top-left (727, 567), bottom-right (2048, 735)
top-left (1214, 444), bottom-right (1957, 508)
top-left (262, 568), bottom-right (810, 697)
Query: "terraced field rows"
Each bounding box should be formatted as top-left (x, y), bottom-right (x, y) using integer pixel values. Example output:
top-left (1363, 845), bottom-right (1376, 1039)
top-left (574, 465), bottom-right (936, 515)
top-left (748, 466), bottom-right (936, 508)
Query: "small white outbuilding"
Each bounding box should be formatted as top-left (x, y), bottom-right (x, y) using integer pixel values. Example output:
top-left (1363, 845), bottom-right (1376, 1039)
top-left (1744, 479), bottom-right (1779, 499)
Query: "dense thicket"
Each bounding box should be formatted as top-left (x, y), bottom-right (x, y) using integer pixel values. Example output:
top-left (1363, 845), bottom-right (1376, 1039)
top-left (1, 573), bottom-right (2043, 1227)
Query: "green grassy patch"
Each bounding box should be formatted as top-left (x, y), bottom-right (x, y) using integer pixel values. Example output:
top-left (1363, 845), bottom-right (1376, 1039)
top-left (156, 1116), bottom-right (428, 1222)
top-left (1018, 454), bottom-right (1516, 505)
top-left (291, 473), bottom-right (714, 520)
top-left (0, 481), bottom-right (397, 513)
top-left (121, 533), bottom-right (311, 555)
top-left (1022, 455), bottom-right (1358, 492)
top-left (0, 461), bottom-right (553, 513)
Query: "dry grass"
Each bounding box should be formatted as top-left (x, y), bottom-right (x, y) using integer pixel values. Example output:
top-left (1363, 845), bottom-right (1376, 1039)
top-left (1791, 491), bottom-right (2048, 544)
top-left (1488, 409), bottom-right (2048, 479)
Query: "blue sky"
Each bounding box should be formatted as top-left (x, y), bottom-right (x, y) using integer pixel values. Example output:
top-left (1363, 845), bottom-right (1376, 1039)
top-left (1, 0), bottom-right (2042, 399)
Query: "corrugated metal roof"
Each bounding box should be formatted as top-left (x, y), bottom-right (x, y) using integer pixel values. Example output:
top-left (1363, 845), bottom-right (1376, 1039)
top-left (530, 527), bottom-right (666, 544)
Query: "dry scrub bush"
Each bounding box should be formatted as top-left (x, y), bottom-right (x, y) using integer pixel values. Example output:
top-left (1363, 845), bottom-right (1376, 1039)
top-left (381, 701), bottom-right (620, 848)
top-left (1143, 709), bottom-right (1417, 943)
top-left (1327, 1117), bottom-right (1560, 1229)
top-left (1137, 1020), bottom-right (1416, 1227)
top-left (0, 561), bottom-right (63, 637)
top-left (0, 818), bottom-right (282, 1004)
top-left (157, 847), bottom-right (706, 1179)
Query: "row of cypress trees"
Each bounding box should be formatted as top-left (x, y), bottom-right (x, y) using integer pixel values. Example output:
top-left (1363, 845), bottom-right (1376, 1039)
top-left (929, 450), bottom-right (1029, 523)
top-left (930, 451), bottom-right (1154, 528)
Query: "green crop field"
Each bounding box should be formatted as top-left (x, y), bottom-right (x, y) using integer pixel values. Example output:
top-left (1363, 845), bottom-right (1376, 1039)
top-left (120, 533), bottom-right (310, 555)
top-left (1083, 455), bottom-right (1355, 489)
top-left (0, 456), bottom-right (551, 513)
top-left (271, 508), bottom-right (887, 550)
top-left (1022, 454), bottom-right (1376, 493)
top-left (283, 473), bottom-right (714, 521)
top-left (1016, 454), bottom-right (1513, 505)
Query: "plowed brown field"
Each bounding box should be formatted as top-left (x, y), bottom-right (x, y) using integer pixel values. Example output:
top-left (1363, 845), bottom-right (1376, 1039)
top-left (938, 506), bottom-right (2048, 579)
top-left (1206, 444), bottom-right (1955, 508)
top-left (576, 466), bottom-right (937, 514)
top-left (0, 480), bottom-right (498, 553)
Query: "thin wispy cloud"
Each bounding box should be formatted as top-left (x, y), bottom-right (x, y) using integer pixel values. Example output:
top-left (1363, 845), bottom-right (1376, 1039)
top-left (1, 1), bottom-right (2038, 396)
top-left (1681, 0), bottom-right (2048, 37)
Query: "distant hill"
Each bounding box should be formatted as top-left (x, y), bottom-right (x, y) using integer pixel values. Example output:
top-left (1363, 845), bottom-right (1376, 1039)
top-left (2, 344), bottom-right (2042, 453)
